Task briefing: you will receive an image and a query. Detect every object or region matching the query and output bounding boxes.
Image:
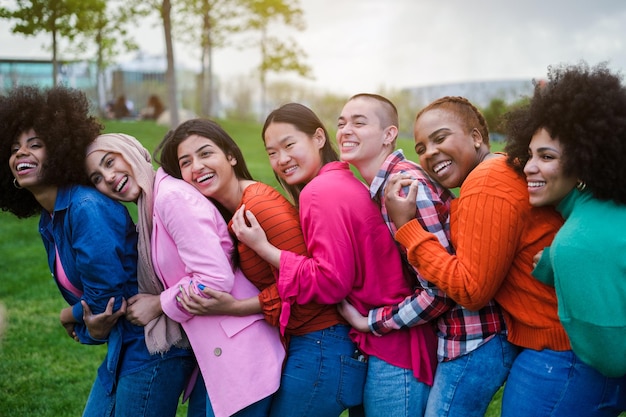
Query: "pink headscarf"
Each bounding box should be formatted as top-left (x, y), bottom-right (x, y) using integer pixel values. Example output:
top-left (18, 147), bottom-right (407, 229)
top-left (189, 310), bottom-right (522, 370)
top-left (87, 133), bottom-right (189, 353)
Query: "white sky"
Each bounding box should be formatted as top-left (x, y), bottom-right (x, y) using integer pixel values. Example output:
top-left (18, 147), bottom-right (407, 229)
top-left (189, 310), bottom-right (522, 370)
top-left (1, 0), bottom-right (626, 94)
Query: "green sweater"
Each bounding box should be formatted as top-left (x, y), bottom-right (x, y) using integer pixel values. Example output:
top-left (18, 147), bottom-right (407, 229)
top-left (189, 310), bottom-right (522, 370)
top-left (534, 188), bottom-right (626, 377)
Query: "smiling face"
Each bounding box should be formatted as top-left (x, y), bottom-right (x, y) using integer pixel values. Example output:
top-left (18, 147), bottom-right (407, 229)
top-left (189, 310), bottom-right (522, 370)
top-left (336, 97), bottom-right (395, 168)
top-left (177, 134), bottom-right (238, 201)
top-left (524, 128), bottom-right (577, 207)
top-left (85, 150), bottom-right (141, 202)
top-left (264, 122), bottom-right (325, 186)
top-left (9, 128), bottom-right (47, 191)
top-left (413, 109), bottom-right (484, 189)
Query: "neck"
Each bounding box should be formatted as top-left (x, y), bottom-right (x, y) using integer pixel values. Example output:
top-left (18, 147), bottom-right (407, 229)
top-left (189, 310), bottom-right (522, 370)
top-left (31, 185), bottom-right (59, 213)
top-left (351, 150), bottom-right (392, 185)
top-left (220, 179), bottom-right (255, 213)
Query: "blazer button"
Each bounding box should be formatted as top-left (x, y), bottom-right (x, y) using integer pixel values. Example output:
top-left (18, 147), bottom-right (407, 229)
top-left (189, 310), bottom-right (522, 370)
top-left (214, 347), bottom-right (222, 356)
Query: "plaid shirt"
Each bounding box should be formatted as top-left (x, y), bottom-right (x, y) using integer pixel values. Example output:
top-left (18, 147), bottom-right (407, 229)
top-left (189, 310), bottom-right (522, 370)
top-left (368, 150), bottom-right (506, 361)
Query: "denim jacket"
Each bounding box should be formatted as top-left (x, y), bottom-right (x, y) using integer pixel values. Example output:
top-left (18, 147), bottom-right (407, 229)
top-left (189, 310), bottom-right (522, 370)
top-left (38, 185), bottom-right (153, 393)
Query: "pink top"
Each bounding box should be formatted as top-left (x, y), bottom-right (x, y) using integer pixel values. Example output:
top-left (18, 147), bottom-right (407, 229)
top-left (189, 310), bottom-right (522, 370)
top-left (151, 169), bottom-right (285, 417)
top-left (277, 161), bottom-right (437, 385)
top-left (55, 246), bottom-right (83, 298)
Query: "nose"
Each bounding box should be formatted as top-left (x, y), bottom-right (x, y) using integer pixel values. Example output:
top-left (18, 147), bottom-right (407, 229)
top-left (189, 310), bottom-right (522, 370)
top-left (524, 156), bottom-right (537, 175)
top-left (105, 170), bottom-right (116, 183)
top-left (13, 144), bottom-right (28, 158)
top-left (277, 149), bottom-right (291, 165)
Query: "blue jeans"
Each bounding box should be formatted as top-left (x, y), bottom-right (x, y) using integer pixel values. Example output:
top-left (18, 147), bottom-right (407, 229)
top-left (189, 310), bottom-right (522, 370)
top-left (83, 354), bottom-right (195, 417)
top-left (269, 324), bottom-right (367, 417)
top-left (426, 333), bottom-right (518, 417)
top-left (502, 348), bottom-right (626, 417)
top-left (363, 355), bottom-right (430, 417)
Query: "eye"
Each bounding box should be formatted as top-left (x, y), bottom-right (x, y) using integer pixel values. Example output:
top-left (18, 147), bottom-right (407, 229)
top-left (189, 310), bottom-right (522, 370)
top-left (285, 142), bottom-right (294, 149)
top-left (415, 145), bottom-right (426, 156)
top-left (91, 174), bottom-right (103, 185)
top-left (105, 157), bottom-right (114, 168)
top-left (434, 135), bottom-right (446, 144)
top-left (337, 122), bottom-right (345, 129)
top-left (267, 151), bottom-right (277, 158)
top-left (179, 159), bottom-right (190, 168)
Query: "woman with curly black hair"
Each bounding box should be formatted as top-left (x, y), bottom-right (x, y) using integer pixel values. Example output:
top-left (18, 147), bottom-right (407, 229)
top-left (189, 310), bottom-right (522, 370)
top-left (504, 62), bottom-right (626, 411)
top-left (0, 85), bottom-right (194, 417)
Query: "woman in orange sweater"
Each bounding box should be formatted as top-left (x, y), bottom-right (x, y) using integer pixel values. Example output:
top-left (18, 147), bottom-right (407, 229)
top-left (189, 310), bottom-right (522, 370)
top-left (155, 118), bottom-right (363, 417)
top-left (384, 96), bottom-right (615, 416)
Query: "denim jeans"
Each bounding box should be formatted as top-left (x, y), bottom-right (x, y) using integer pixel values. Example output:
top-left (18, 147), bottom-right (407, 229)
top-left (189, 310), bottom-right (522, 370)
top-left (83, 354), bottom-right (195, 417)
top-left (269, 324), bottom-right (367, 417)
top-left (425, 333), bottom-right (518, 417)
top-left (363, 355), bottom-right (430, 417)
top-left (502, 348), bottom-right (626, 417)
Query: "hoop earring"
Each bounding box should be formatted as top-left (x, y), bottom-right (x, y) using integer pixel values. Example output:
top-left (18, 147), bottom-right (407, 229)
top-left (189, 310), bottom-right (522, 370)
top-left (13, 178), bottom-right (23, 189)
top-left (576, 180), bottom-right (586, 191)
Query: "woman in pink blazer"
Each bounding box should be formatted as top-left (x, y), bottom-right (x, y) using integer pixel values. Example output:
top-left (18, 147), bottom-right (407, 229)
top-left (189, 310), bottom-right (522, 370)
top-left (150, 164), bottom-right (285, 417)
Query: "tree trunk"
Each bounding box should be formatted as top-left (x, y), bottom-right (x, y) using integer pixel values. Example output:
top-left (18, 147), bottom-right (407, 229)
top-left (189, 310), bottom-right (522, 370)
top-left (162, 0), bottom-right (179, 127)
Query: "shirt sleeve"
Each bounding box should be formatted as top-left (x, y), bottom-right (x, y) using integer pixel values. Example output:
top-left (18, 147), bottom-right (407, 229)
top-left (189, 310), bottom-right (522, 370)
top-left (278, 186), bottom-right (356, 307)
top-left (395, 191), bottom-right (523, 310)
top-left (70, 196), bottom-right (136, 343)
top-left (157, 186), bottom-right (236, 323)
top-left (369, 178), bottom-right (455, 334)
top-left (532, 246), bottom-right (555, 286)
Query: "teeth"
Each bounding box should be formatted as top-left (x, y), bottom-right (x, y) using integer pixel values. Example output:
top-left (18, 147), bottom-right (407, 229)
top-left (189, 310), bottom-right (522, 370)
top-left (284, 166), bottom-right (297, 174)
top-left (116, 176), bottom-right (128, 192)
top-left (197, 173), bottom-right (214, 183)
top-left (17, 162), bottom-right (36, 171)
top-left (433, 160), bottom-right (451, 173)
top-left (528, 181), bottom-right (545, 188)
top-left (342, 142), bottom-right (358, 148)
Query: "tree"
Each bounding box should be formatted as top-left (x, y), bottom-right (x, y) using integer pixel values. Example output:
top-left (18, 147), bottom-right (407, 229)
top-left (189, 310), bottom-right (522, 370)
top-left (0, 0), bottom-right (105, 86)
top-left (176, 0), bottom-right (245, 117)
top-left (72, 1), bottom-right (146, 116)
top-left (481, 98), bottom-right (508, 134)
top-left (241, 0), bottom-right (312, 117)
top-left (126, 0), bottom-right (179, 127)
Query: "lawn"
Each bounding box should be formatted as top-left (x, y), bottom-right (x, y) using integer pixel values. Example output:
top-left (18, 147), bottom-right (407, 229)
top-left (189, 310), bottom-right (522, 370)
top-left (0, 118), bottom-right (566, 417)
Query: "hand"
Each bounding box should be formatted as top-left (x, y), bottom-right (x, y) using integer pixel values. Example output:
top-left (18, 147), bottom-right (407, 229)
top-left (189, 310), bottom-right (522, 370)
top-left (532, 250), bottom-right (544, 269)
top-left (231, 205), bottom-right (269, 251)
top-left (337, 300), bottom-right (370, 333)
top-left (182, 285), bottom-right (240, 316)
top-left (82, 297), bottom-right (126, 340)
top-left (59, 306), bottom-right (79, 342)
top-left (385, 173), bottom-right (418, 229)
top-left (126, 294), bottom-right (163, 326)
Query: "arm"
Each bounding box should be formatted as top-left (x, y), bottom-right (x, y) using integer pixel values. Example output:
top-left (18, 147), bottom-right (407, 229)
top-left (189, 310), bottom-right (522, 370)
top-left (155, 185), bottom-right (238, 323)
top-left (531, 247), bottom-right (555, 286)
top-left (70, 196), bottom-right (137, 343)
top-left (394, 191), bottom-right (522, 310)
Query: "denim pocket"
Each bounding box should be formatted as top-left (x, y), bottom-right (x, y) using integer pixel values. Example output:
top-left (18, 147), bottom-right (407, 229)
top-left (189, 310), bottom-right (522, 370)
top-left (337, 354), bottom-right (368, 408)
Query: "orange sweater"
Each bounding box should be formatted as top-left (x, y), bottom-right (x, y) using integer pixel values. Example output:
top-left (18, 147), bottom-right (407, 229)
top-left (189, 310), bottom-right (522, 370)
top-left (395, 157), bottom-right (570, 351)
top-left (231, 182), bottom-right (343, 335)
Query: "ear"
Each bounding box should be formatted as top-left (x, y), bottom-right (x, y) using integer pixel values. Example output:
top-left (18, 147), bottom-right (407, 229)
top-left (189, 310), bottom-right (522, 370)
top-left (383, 125), bottom-right (398, 146)
top-left (313, 127), bottom-right (326, 150)
top-left (228, 155), bottom-right (237, 166)
top-left (471, 128), bottom-right (484, 149)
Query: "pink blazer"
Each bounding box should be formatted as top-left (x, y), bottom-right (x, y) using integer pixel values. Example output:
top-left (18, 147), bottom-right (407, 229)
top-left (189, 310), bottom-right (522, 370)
top-left (151, 169), bottom-right (284, 417)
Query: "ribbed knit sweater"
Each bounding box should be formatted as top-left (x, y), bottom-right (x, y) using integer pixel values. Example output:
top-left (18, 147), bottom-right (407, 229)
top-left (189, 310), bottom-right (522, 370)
top-left (395, 156), bottom-right (570, 351)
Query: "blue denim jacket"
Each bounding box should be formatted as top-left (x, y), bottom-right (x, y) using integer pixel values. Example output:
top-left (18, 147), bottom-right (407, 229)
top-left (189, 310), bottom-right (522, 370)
top-left (38, 185), bottom-right (156, 393)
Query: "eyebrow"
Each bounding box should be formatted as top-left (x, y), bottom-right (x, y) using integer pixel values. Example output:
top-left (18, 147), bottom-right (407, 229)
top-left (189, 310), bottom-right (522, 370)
top-left (98, 152), bottom-right (113, 167)
top-left (265, 136), bottom-right (293, 151)
top-left (178, 143), bottom-right (213, 161)
top-left (534, 146), bottom-right (561, 154)
top-left (428, 128), bottom-right (450, 140)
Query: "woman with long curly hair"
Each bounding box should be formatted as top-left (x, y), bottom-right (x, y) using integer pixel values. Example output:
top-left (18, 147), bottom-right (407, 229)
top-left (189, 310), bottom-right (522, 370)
top-left (0, 85), bottom-right (193, 417)
top-left (504, 62), bottom-right (626, 402)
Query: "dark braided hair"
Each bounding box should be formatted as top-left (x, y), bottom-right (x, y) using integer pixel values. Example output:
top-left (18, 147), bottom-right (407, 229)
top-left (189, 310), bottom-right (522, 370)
top-left (416, 96), bottom-right (490, 146)
top-left (504, 62), bottom-right (626, 204)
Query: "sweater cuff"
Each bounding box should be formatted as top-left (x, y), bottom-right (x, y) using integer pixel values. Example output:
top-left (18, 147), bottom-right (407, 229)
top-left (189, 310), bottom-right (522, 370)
top-left (395, 218), bottom-right (430, 249)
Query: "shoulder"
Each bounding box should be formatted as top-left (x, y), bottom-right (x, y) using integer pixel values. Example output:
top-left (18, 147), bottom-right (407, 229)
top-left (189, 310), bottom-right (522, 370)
top-left (463, 156), bottom-right (526, 198)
